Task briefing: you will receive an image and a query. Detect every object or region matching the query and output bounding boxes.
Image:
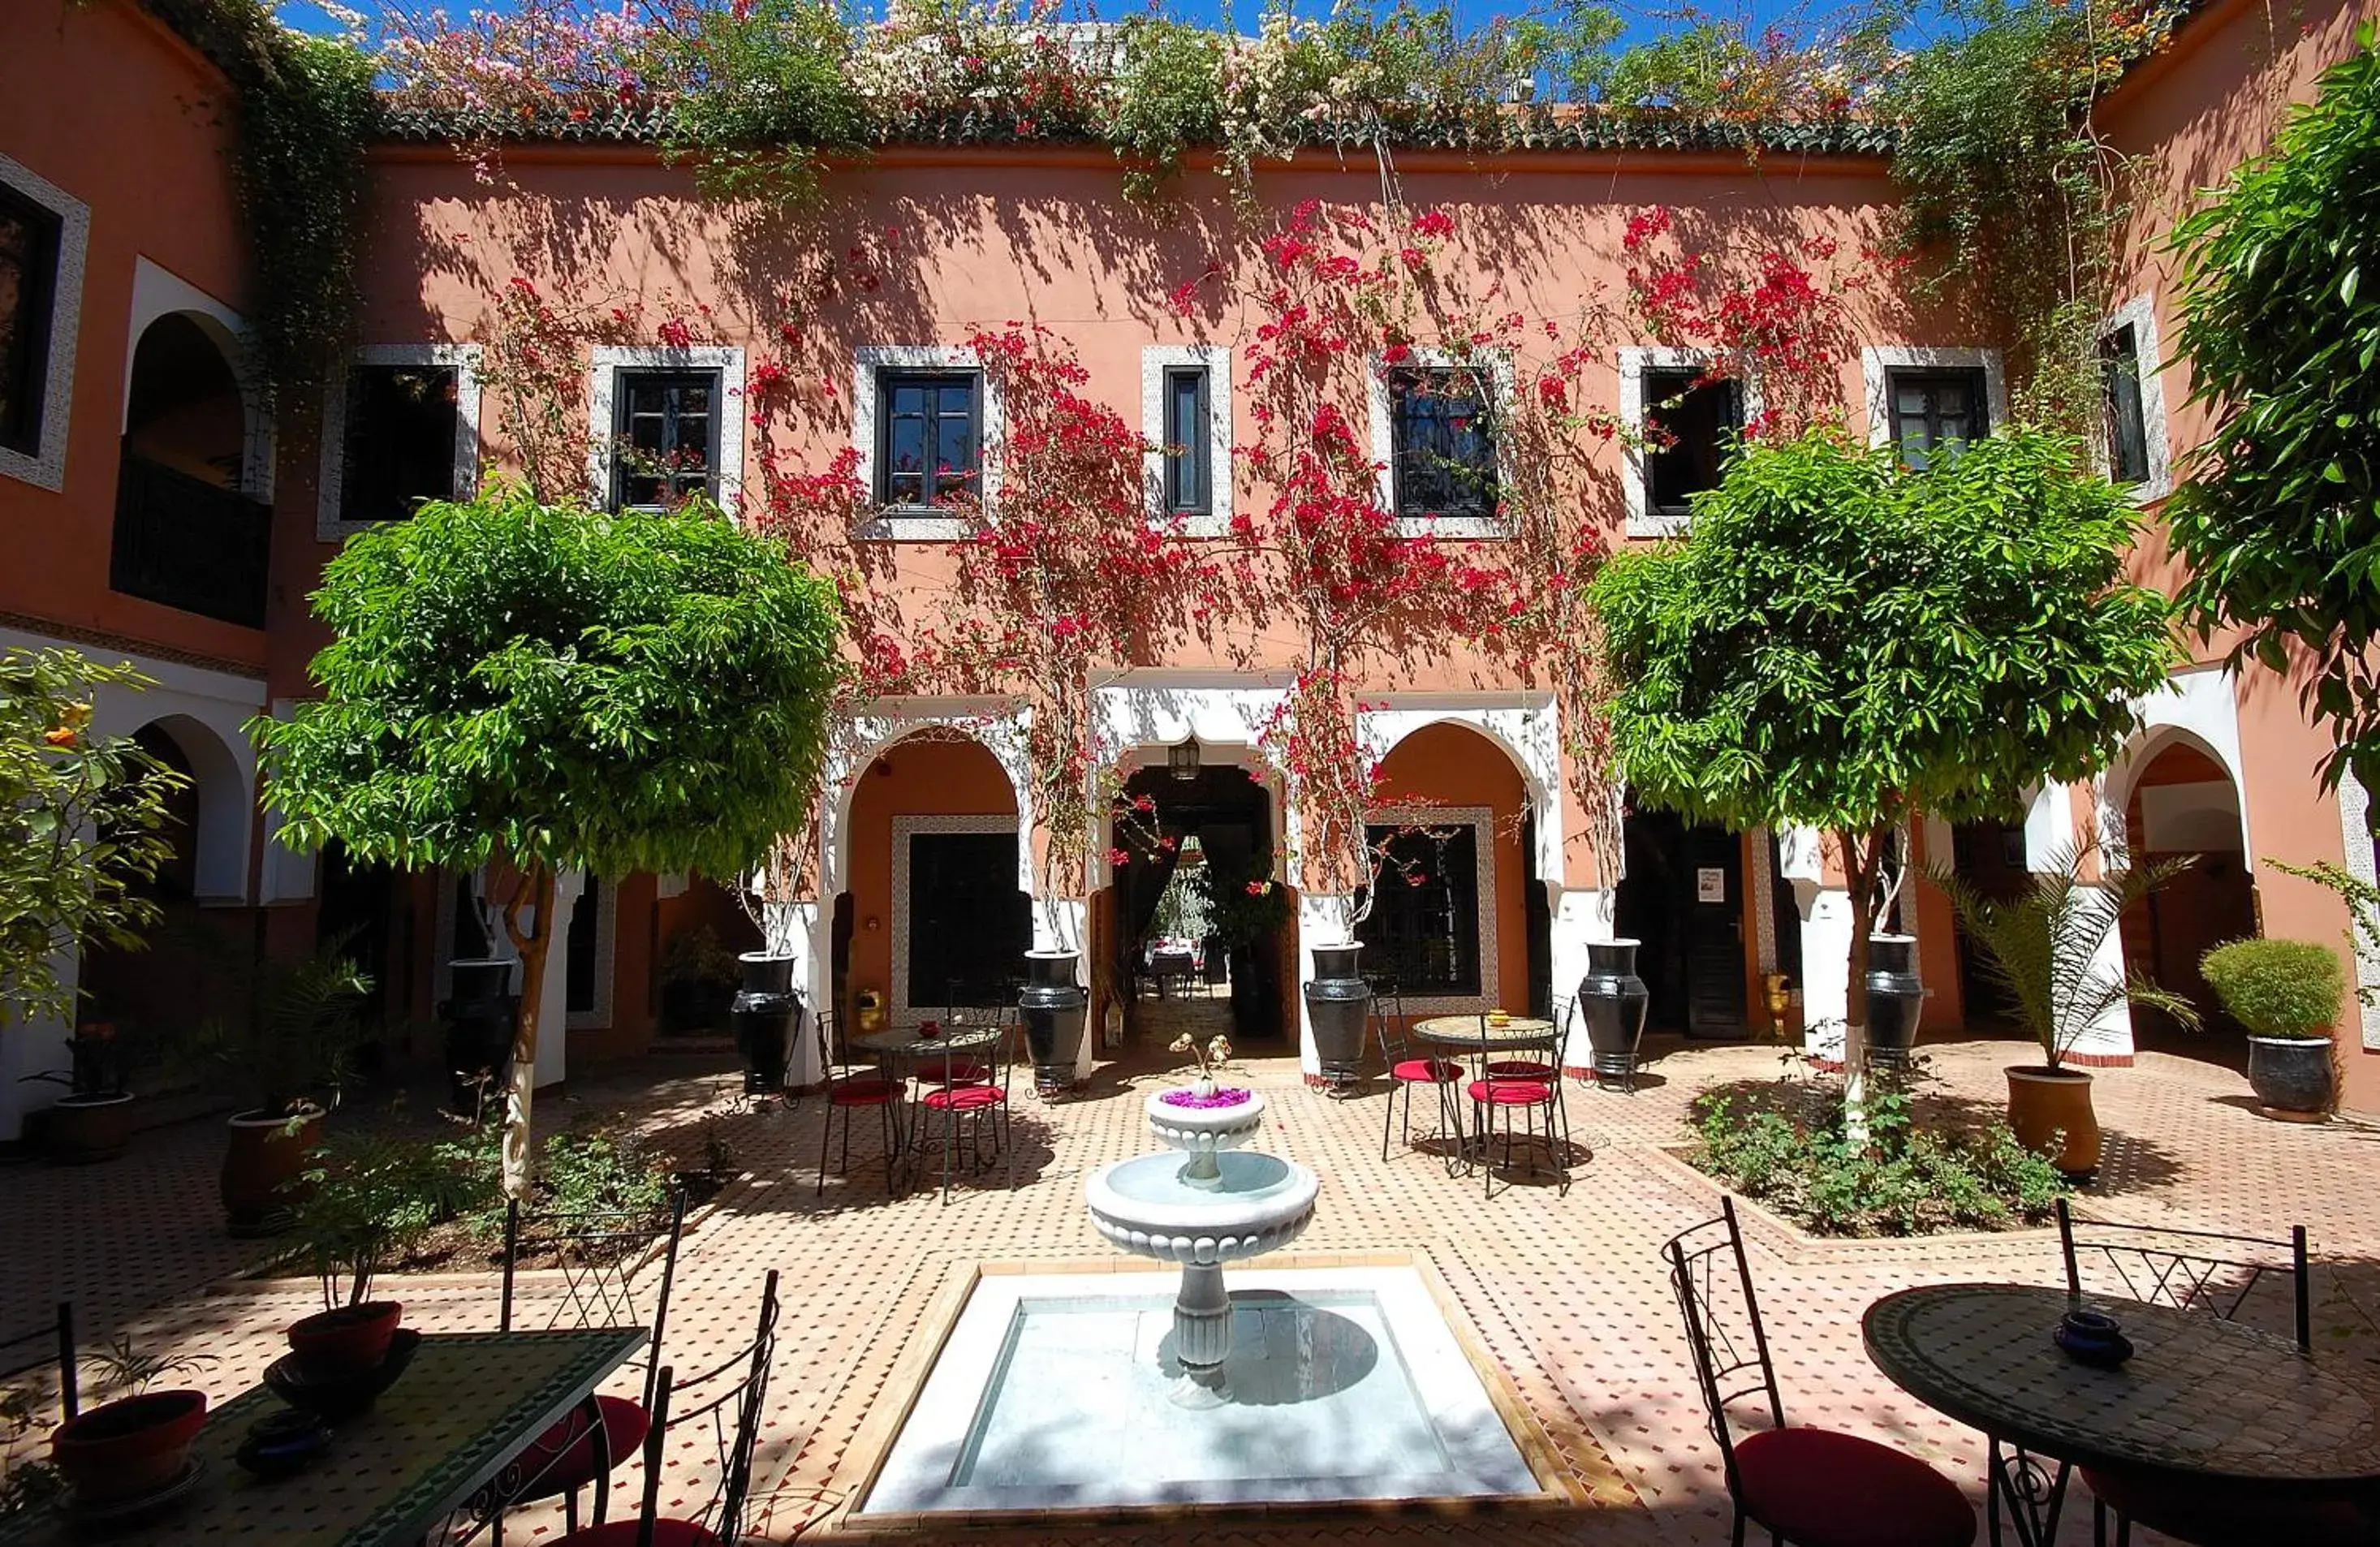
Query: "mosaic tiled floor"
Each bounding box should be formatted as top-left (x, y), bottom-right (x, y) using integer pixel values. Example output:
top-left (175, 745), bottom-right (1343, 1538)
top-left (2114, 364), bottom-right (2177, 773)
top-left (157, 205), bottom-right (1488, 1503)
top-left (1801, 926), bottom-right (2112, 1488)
top-left (8, 1018), bottom-right (2378, 1545)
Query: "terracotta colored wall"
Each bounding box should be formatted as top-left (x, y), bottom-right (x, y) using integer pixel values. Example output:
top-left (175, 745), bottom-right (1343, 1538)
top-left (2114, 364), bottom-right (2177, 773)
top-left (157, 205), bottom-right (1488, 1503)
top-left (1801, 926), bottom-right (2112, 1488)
top-left (0, 0), bottom-right (264, 670)
top-left (839, 739), bottom-right (1020, 1015)
top-left (1373, 722), bottom-right (1533, 1016)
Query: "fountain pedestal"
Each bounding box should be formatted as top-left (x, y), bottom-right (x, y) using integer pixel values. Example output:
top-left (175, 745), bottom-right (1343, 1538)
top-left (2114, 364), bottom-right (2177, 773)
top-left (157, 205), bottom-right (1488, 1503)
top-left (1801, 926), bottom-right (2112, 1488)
top-left (1086, 1090), bottom-right (1317, 1404)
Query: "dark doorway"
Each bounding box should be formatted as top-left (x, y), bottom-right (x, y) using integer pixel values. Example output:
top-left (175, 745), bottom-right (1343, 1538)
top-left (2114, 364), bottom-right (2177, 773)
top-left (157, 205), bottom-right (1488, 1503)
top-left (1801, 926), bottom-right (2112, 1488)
top-left (907, 831), bottom-right (1031, 1010)
top-left (1950, 818), bottom-right (2029, 1032)
top-left (1615, 808), bottom-right (1747, 1037)
top-left (1113, 763), bottom-right (1280, 1041)
top-left (317, 838), bottom-right (400, 1029)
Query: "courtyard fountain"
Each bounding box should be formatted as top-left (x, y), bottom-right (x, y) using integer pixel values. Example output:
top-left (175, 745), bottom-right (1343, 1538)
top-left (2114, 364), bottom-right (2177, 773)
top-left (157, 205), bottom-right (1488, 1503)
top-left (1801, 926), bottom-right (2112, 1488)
top-left (1084, 1085), bottom-right (1318, 1404)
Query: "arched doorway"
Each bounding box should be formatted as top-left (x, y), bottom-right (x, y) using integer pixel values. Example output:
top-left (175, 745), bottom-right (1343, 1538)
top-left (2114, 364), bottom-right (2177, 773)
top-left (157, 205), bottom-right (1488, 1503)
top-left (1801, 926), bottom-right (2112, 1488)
top-left (1107, 759), bottom-right (1282, 1044)
top-left (2114, 735), bottom-right (2256, 1065)
top-left (1947, 815), bottom-right (2031, 1034)
top-left (111, 312), bottom-right (269, 626)
top-left (838, 732), bottom-right (1028, 1036)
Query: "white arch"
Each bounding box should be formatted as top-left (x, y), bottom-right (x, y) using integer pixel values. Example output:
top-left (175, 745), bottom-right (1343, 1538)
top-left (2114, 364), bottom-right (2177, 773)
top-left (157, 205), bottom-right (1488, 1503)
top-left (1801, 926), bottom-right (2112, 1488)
top-left (2097, 670), bottom-right (2250, 870)
top-left (140, 713), bottom-right (252, 903)
top-left (821, 699), bottom-right (1033, 899)
top-left (1360, 697), bottom-right (1563, 885)
top-left (123, 257), bottom-right (274, 501)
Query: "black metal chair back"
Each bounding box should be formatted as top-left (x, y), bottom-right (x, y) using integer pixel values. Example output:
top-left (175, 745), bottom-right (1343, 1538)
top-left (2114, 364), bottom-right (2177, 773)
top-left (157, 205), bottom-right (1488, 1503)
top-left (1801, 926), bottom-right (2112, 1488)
top-left (501, 1187), bottom-right (688, 1411)
top-left (1663, 1197), bottom-right (1787, 1491)
top-left (1369, 978), bottom-right (1410, 1066)
top-left (0, 1301), bottom-right (76, 1420)
top-left (614, 1269), bottom-right (782, 1547)
top-left (2055, 1197), bottom-right (2310, 1351)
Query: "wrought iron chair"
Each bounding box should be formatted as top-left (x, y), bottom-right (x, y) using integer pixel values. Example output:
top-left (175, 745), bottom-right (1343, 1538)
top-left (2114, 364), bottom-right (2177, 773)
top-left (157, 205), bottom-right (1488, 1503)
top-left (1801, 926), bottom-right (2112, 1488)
top-left (1466, 1014), bottom-right (1569, 1199)
top-left (549, 1268), bottom-right (783, 1547)
top-left (487, 1188), bottom-right (689, 1537)
top-left (814, 1009), bottom-right (903, 1196)
top-left (0, 1300), bottom-right (77, 1420)
top-left (915, 1013), bottom-right (1017, 1205)
top-left (1666, 1198), bottom-right (1976, 1547)
top-left (2055, 1200), bottom-right (2349, 1547)
top-left (1370, 981), bottom-right (1459, 1170)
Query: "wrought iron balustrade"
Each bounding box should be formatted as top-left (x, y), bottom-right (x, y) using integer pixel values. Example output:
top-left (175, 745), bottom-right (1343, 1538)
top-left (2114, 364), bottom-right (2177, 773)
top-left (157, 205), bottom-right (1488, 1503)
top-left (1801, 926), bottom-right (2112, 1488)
top-left (109, 450), bottom-right (271, 628)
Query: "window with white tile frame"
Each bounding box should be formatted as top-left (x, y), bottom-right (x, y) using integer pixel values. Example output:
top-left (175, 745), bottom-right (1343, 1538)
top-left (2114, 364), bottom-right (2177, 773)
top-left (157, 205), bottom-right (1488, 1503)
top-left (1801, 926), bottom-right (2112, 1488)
top-left (1140, 344), bottom-right (1231, 536)
top-left (316, 344), bottom-right (481, 540)
top-left (1365, 347), bottom-right (1515, 537)
top-left (852, 344), bottom-right (1004, 541)
top-left (1861, 346), bottom-right (2010, 468)
top-left (1620, 347), bottom-right (1753, 536)
top-left (0, 153), bottom-right (88, 493)
top-left (2098, 295), bottom-right (2172, 499)
top-left (586, 344), bottom-right (746, 513)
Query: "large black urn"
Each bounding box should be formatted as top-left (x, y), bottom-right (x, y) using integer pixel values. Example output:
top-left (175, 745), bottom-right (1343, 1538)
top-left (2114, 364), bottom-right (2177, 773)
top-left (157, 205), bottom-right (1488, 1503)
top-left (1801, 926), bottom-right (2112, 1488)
top-left (1578, 938), bottom-right (1652, 1089)
top-left (1303, 942), bottom-right (1372, 1092)
top-left (440, 958), bottom-right (518, 1114)
top-left (1864, 933), bottom-right (1922, 1067)
top-left (1020, 949), bottom-right (1089, 1095)
top-left (731, 952), bottom-right (800, 1095)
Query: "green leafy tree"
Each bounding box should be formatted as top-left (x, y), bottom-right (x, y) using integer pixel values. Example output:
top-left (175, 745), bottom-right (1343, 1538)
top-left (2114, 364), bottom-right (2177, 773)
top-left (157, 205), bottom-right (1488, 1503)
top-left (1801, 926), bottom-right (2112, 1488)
top-left (253, 486), bottom-right (843, 1191)
top-left (1589, 426), bottom-right (2177, 1075)
top-left (0, 649), bottom-right (183, 1031)
top-left (2167, 28), bottom-right (2380, 805)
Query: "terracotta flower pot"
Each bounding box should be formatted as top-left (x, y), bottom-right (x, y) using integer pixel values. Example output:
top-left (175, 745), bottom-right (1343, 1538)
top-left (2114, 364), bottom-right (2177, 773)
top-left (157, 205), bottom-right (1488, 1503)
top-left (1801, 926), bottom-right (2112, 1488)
top-left (220, 1109), bottom-right (322, 1238)
top-left (50, 1390), bottom-right (208, 1504)
top-left (2005, 1064), bottom-right (2100, 1178)
top-left (44, 1091), bottom-right (136, 1164)
top-left (286, 1301), bottom-right (403, 1377)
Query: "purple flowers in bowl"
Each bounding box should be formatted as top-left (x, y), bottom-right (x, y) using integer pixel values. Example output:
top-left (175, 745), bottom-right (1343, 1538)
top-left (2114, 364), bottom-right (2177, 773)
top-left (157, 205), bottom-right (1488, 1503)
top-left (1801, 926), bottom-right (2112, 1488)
top-left (1159, 1086), bottom-right (1253, 1109)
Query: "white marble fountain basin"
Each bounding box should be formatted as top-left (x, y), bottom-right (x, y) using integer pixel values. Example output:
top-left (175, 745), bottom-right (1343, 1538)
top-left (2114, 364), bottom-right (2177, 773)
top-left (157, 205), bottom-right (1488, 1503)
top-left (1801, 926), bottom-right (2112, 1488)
top-left (1145, 1088), bottom-right (1265, 1156)
top-left (1088, 1150), bottom-right (1317, 1265)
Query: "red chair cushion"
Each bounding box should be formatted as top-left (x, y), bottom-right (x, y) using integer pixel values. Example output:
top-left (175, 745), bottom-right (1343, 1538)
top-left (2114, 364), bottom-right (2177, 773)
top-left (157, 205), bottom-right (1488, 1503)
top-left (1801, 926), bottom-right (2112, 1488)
top-left (1468, 1079), bottom-right (1556, 1105)
top-left (921, 1084), bottom-right (1006, 1111)
top-left (551, 1519), bottom-right (722, 1547)
top-left (507, 1394), bottom-right (648, 1499)
top-left (2085, 1464), bottom-right (2379, 1547)
top-left (1391, 1058), bottom-right (1462, 1084)
top-left (1485, 1059), bottom-right (1556, 1078)
top-left (1733, 1427), bottom-right (1975, 1547)
top-left (830, 1077), bottom-right (902, 1105)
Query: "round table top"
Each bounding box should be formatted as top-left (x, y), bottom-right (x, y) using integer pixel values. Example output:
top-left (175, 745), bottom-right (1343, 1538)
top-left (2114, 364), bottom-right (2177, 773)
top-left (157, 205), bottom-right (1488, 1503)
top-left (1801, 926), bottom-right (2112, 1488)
top-left (1411, 1014), bottom-right (1559, 1048)
top-left (851, 1021), bottom-right (1006, 1060)
top-left (1863, 1282), bottom-right (2380, 1482)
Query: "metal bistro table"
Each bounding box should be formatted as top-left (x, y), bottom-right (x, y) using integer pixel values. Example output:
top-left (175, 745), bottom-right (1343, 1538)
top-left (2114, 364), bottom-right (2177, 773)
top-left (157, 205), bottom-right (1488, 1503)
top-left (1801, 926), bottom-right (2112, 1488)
top-left (1411, 1015), bottom-right (1561, 1160)
top-left (850, 1019), bottom-right (1007, 1192)
top-left (1864, 1282), bottom-right (2380, 1547)
top-left (0, 1327), bottom-right (643, 1547)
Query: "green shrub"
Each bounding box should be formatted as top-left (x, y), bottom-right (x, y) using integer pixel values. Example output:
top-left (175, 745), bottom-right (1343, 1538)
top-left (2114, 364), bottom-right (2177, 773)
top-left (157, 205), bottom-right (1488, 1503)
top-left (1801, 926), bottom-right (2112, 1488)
top-left (2199, 937), bottom-right (2345, 1038)
top-left (1691, 1082), bottom-right (2067, 1237)
top-left (537, 1127), bottom-right (672, 1221)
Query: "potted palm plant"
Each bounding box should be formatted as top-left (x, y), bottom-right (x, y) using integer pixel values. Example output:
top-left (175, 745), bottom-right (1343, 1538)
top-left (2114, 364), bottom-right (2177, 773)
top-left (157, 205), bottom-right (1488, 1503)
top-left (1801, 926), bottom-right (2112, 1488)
top-left (18, 1022), bottom-right (143, 1162)
top-left (2198, 937), bottom-right (2344, 1119)
top-left (1927, 837), bottom-right (2199, 1177)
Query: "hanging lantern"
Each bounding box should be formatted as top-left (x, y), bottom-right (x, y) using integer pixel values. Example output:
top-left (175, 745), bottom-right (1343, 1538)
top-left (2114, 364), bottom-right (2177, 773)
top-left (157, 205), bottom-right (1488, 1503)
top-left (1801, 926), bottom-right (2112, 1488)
top-left (1168, 735), bottom-right (1201, 782)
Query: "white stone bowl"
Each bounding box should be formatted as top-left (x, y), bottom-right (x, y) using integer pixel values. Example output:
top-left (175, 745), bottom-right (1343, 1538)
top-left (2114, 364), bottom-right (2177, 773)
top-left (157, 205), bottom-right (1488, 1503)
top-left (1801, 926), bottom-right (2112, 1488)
top-left (1084, 1152), bottom-right (1318, 1267)
top-left (1145, 1088), bottom-right (1266, 1155)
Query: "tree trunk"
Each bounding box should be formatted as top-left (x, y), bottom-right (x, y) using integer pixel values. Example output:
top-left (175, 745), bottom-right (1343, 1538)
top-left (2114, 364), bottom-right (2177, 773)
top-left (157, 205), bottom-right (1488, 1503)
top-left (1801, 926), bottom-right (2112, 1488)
top-left (500, 863), bottom-right (556, 1198)
top-left (1837, 826), bottom-right (1880, 1144)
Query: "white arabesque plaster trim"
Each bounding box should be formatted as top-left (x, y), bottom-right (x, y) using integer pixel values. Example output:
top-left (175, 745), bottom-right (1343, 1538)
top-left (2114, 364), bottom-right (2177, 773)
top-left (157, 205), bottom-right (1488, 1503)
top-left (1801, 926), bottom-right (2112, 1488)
top-left (2101, 294), bottom-right (2175, 502)
top-left (1140, 344), bottom-right (1233, 536)
top-left (1860, 346), bottom-right (2010, 451)
top-left (2337, 773), bottom-right (2380, 1054)
top-left (126, 256), bottom-right (274, 502)
top-left (1365, 346), bottom-right (1516, 539)
top-left (587, 344), bottom-right (747, 513)
top-left (851, 344), bottom-right (1003, 541)
top-left (2096, 666), bottom-right (2251, 872)
top-left (0, 153), bottom-right (88, 493)
top-left (1358, 694), bottom-right (1562, 885)
top-left (317, 344), bottom-right (483, 541)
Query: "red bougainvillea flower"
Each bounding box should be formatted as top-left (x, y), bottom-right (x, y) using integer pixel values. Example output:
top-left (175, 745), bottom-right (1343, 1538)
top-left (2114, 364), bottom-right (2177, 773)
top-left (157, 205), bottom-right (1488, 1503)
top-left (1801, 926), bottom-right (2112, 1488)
top-left (1108, 847), bottom-right (1132, 866)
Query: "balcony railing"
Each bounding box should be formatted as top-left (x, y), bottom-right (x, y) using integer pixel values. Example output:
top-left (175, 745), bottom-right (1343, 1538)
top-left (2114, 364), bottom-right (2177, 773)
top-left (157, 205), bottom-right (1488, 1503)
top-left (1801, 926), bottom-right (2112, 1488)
top-left (109, 450), bottom-right (271, 629)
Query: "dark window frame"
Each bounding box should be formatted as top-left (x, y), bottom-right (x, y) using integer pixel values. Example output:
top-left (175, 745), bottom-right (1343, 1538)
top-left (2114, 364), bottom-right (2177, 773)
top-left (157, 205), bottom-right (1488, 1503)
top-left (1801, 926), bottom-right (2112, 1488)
top-left (1355, 821), bottom-right (1485, 998)
top-left (1387, 365), bottom-right (1499, 523)
top-left (1161, 365), bottom-right (1211, 518)
top-left (1886, 366), bottom-right (1990, 468)
top-left (875, 368), bottom-right (983, 511)
top-left (2099, 325), bottom-right (2152, 485)
top-left (1643, 366), bottom-right (1744, 516)
top-left (0, 182), bottom-right (63, 459)
top-left (339, 360), bottom-right (463, 524)
top-left (610, 368), bottom-right (722, 511)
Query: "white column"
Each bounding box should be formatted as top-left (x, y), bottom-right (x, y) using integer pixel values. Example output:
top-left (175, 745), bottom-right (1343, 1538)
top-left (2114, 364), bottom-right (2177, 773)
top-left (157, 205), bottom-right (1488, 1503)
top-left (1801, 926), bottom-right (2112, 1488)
top-left (1779, 826), bottom-right (1852, 1063)
top-left (1033, 894), bottom-right (1088, 957)
top-left (778, 898), bottom-right (826, 1090)
top-left (532, 870), bottom-right (583, 1091)
top-left (0, 942), bottom-right (78, 1143)
top-left (2067, 911), bottom-right (2137, 1063)
top-left (1551, 885), bottom-right (1616, 1074)
top-left (1293, 891), bottom-right (1355, 1079)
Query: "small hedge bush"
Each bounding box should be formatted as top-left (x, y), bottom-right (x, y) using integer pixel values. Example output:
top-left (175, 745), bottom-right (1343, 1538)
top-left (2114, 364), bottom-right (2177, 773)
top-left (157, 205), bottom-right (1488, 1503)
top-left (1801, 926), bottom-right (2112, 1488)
top-left (2199, 938), bottom-right (2344, 1039)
